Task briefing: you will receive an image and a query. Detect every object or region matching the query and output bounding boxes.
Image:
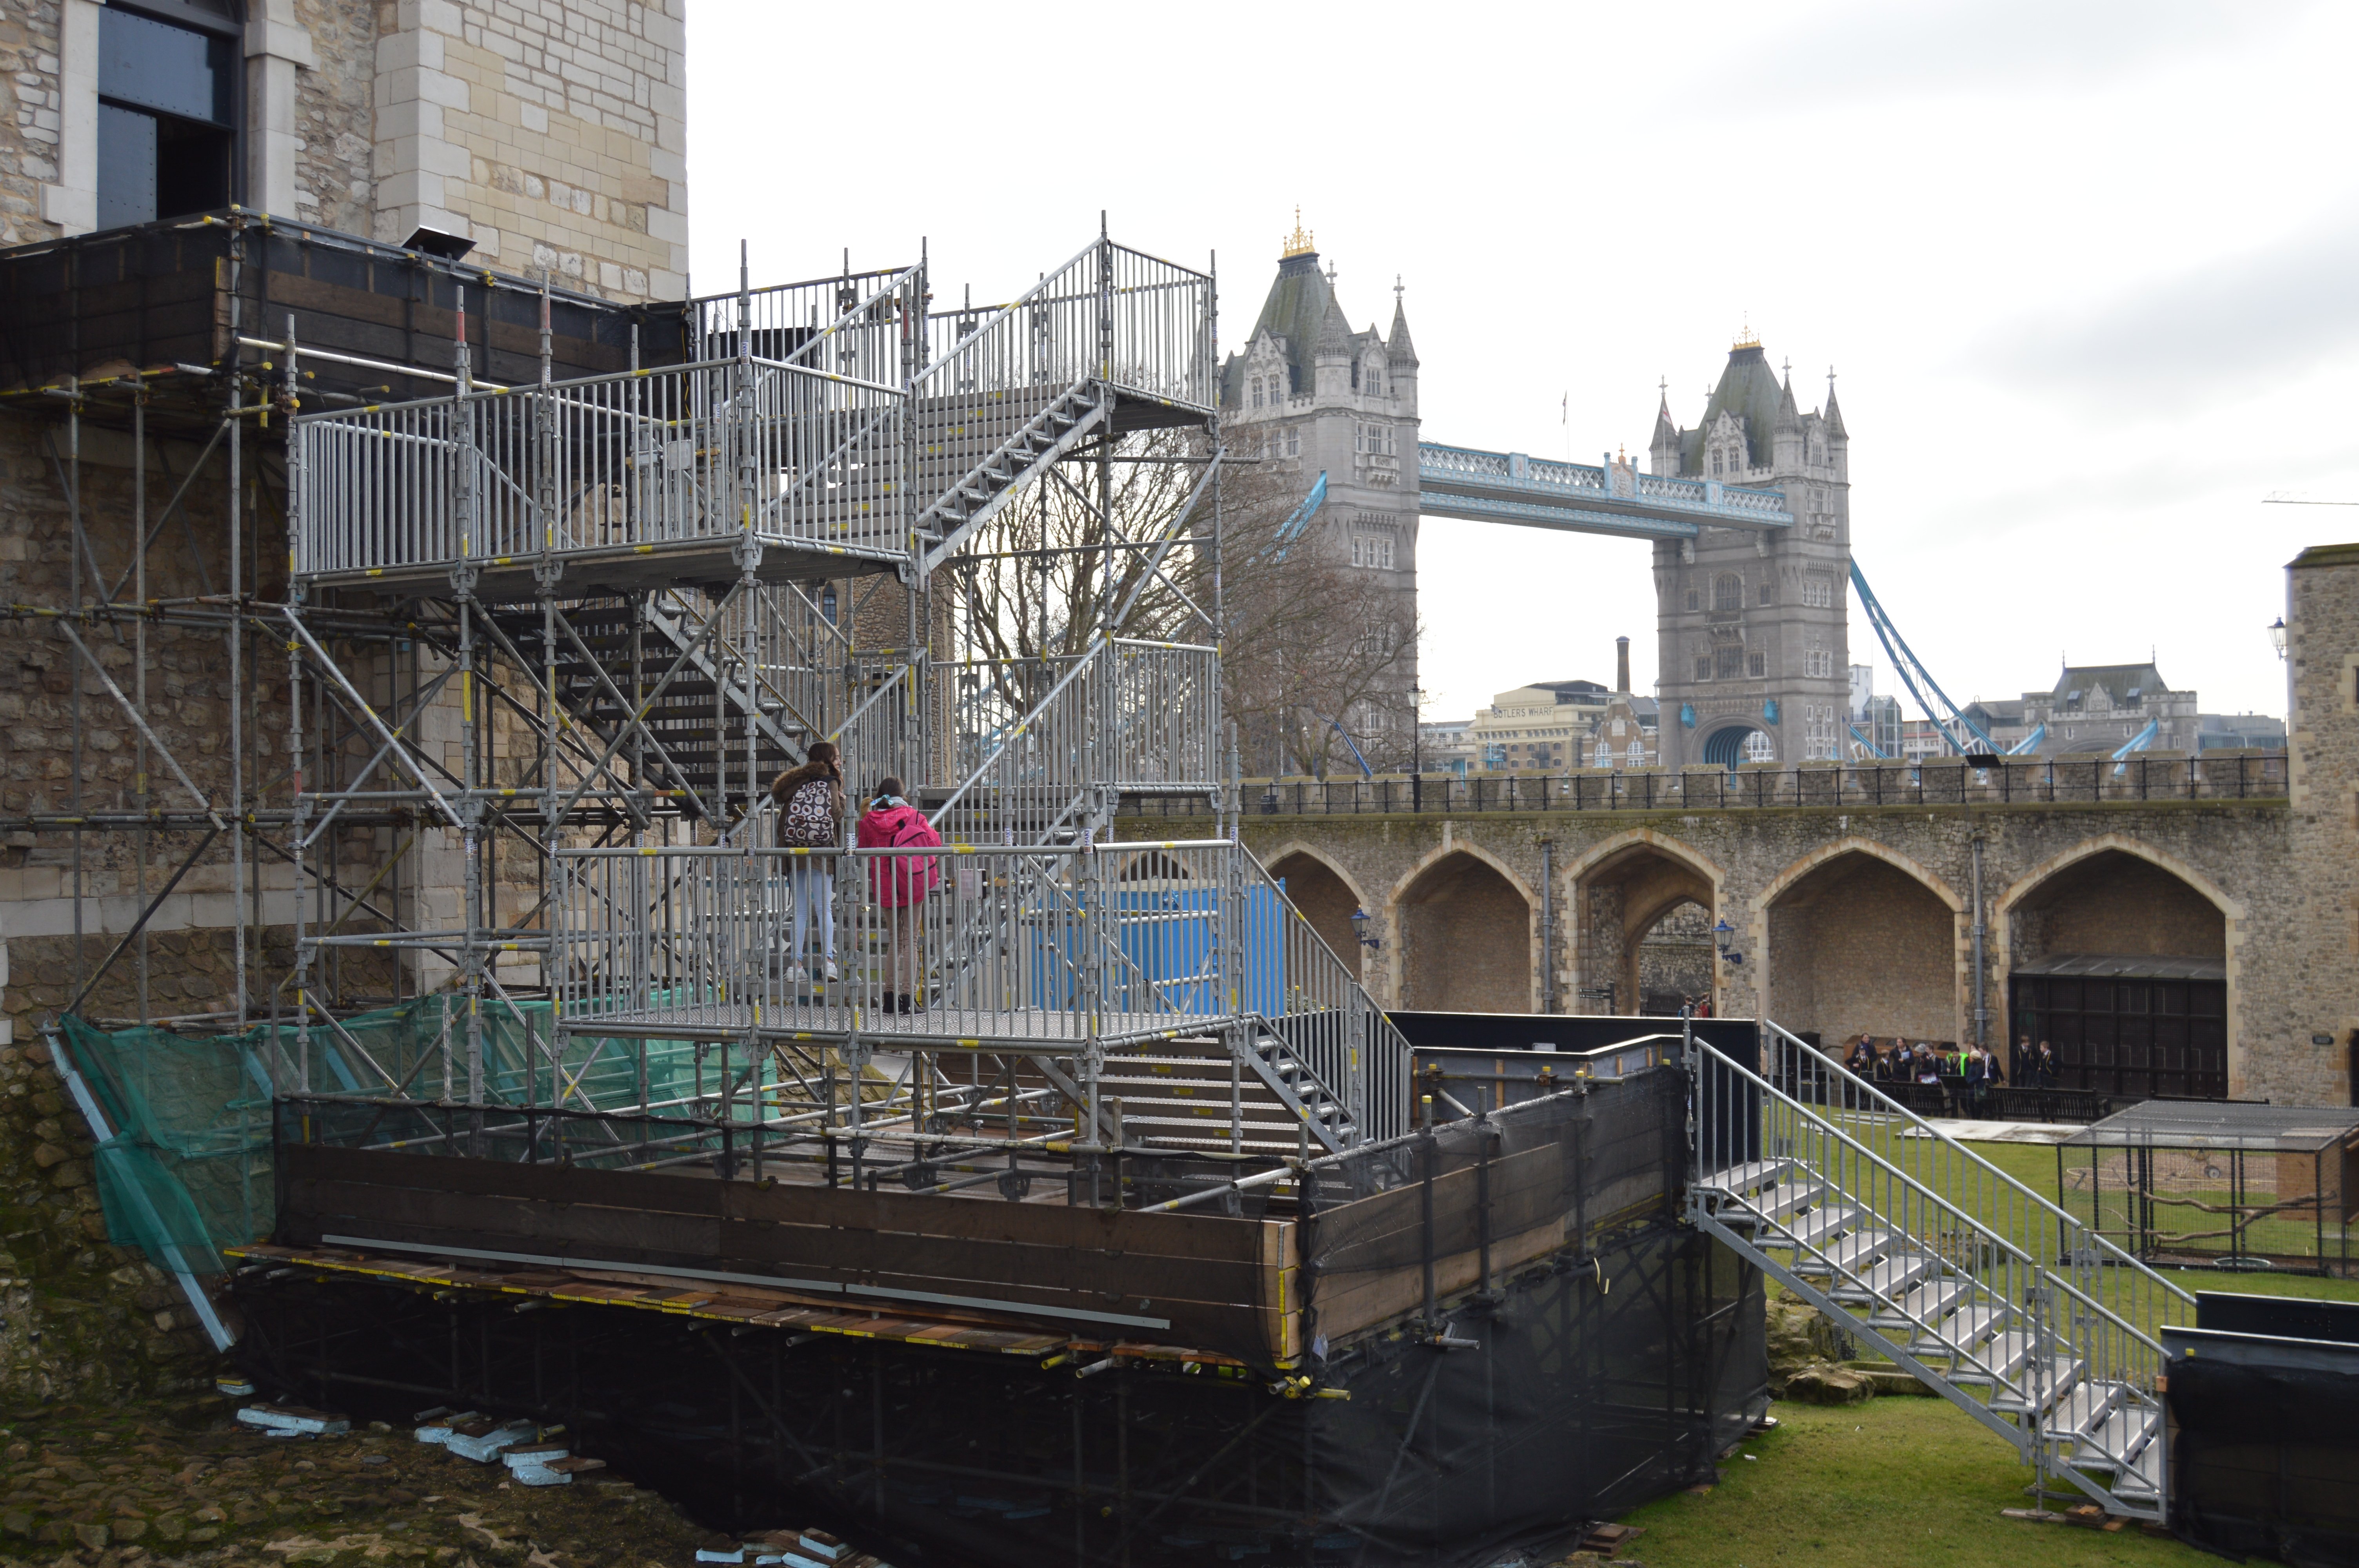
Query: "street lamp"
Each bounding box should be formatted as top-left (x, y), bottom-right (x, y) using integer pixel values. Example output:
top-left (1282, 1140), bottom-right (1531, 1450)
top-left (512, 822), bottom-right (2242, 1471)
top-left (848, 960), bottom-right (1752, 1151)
top-left (1350, 906), bottom-right (1381, 951)
top-left (1409, 687), bottom-right (1425, 812)
top-left (1713, 919), bottom-right (1743, 966)
top-left (2269, 617), bottom-right (2288, 660)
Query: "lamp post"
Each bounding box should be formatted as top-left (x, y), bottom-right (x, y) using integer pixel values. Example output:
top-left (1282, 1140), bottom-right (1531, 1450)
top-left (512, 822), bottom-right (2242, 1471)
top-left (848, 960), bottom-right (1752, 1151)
top-left (2269, 617), bottom-right (2288, 660)
top-left (1350, 906), bottom-right (1380, 952)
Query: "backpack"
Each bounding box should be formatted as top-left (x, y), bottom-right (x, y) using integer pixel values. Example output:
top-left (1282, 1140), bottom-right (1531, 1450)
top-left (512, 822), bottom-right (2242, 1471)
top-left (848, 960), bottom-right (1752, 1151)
top-left (781, 778), bottom-right (835, 847)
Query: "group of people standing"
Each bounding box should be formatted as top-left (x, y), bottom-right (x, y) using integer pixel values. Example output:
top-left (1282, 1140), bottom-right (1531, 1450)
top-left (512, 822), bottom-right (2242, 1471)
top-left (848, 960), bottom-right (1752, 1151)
top-left (766, 740), bottom-right (943, 1014)
top-left (1835, 1033), bottom-right (2064, 1112)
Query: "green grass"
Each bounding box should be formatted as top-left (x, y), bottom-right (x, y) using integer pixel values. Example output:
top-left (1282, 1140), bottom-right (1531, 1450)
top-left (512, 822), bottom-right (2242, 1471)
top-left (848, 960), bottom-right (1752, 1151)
top-left (1605, 1396), bottom-right (2207, 1568)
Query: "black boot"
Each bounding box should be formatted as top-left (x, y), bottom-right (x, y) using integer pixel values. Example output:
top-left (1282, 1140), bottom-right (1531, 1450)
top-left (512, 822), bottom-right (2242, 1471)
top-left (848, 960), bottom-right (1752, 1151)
top-left (894, 991), bottom-right (911, 1014)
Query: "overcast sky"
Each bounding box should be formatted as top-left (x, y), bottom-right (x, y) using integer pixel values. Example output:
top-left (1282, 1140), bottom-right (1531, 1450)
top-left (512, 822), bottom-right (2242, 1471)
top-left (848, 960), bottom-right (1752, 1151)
top-left (685, 0), bottom-right (2358, 728)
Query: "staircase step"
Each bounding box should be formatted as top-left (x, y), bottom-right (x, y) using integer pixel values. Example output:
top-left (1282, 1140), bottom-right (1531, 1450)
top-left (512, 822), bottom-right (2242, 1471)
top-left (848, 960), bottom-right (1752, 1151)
top-left (1994, 1354), bottom-right (2084, 1416)
top-left (1796, 1226), bottom-right (1897, 1279)
top-left (1957, 1329), bottom-right (2036, 1385)
top-left (2108, 1434), bottom-right (2165, 1503)
top-left (1834, 1247), bottom-right (1940, 1305)
top-left (2072, 1397), bottom-right (2159, 1472)
top-left (2038, 1378), bottom-right (2125, 1445)
top-left (1742, 1180), bottom-right (1825, 1225)
top-left (1699, 1158), bottom-right (1791, 1196)
top-left (1873, 1274), bottom-right (1976, 1334)
top-left (1786, 1204), bottom-right (1866, 1251)
top-left (1927, 1303), bottom-right (2007, 1358)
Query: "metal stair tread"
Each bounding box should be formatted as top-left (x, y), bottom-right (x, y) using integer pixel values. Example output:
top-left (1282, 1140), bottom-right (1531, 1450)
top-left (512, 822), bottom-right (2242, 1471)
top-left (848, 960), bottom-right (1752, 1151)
top-left (1698, 1158), bottom-right (1792, 1195)
top-left (1783, 1203), bottom-right (1865, 1250)
top-left (2072, 1399), bottom-right (2159, 1471)
top-left (1834, 1247), bottom-right (1939, 1303)
top-left (1734, 1180), bottom-right (1824, 1225)
top-left (1872, 1275), bottom-right (1976, 1332)
top-left (1993, 1354), bottom-right (2084, 1414)
top-left (2038, 1378), bottom-right (2125, 1444)
top-left (1795, 1226), bottom-right (1897, 1278)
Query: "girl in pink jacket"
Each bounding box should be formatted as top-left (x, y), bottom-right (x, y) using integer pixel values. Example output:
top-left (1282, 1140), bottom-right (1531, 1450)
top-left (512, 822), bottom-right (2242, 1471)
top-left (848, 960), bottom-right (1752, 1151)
top-left (856, 777), bottom-right (941, 1012)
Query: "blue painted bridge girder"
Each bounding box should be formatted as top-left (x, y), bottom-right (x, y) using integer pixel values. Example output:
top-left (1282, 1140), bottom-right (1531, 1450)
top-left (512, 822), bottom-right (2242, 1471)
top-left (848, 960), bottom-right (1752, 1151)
top-left (1415, 443), bottom-right (1793, 539)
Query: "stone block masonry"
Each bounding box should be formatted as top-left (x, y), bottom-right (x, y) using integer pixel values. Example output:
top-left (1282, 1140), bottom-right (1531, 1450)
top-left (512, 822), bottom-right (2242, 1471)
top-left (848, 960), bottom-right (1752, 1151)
top-left (374, 0), bottom-right (689, 299)
top-left (1174, 792), bottom-right (2343, 1107)
top-left (0, 1), bottom-right (688, 303)
top-left (0, 1034), bottom-right (221, 1410)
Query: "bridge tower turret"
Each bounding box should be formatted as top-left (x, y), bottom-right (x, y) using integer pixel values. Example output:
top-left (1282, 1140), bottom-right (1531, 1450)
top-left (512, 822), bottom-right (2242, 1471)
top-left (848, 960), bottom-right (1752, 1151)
top-left (1649, 336), bottom-right (1853, 770)
top-left (1218, 218), bottom-right (1422, 763)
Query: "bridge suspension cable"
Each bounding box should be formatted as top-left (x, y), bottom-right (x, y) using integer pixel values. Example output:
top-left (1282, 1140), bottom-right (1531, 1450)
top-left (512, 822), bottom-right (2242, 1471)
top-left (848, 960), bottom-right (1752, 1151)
top-left (1848, 560), bottom-right (2001, 759)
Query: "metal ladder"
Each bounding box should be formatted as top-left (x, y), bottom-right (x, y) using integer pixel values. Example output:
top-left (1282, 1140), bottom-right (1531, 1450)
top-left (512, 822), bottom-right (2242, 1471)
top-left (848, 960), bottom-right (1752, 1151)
top-left (1685, 1022), bottom-right (2192, 1519)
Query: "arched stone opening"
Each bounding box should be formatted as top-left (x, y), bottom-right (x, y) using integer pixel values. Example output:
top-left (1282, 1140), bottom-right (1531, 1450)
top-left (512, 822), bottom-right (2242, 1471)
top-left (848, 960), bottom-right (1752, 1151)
top-left (1702, 723), bottom-right (1771, 768)
top-left (1766, 850), bottom-right (1958, 1046)
top-left (1572, 841), bottom-right (1717, 1016)
top-left (1396, 850), bottom-right (1531, 1013)
top-left (1271, 849), bottom-right (1364, 984)
top-left (2004, 848), bottom-right (2229, 1100)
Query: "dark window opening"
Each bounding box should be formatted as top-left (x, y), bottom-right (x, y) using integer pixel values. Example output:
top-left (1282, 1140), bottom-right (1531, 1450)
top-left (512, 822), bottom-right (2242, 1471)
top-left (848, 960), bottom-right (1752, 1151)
top-left (96, 6), bottom-right (238, 229)
top-left (1716, 647), bottom-right (1745, 681)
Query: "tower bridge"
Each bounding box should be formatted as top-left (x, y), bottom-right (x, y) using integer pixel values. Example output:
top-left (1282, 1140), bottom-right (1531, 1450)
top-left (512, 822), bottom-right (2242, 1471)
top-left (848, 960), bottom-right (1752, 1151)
top-left (1225, 222), bottom-right (1849, 772)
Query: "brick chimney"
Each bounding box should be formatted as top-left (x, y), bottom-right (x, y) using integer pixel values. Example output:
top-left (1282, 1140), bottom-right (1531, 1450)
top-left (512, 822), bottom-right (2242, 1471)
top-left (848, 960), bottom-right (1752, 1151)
top-left (1616, 636), bottom-right (1631, 696)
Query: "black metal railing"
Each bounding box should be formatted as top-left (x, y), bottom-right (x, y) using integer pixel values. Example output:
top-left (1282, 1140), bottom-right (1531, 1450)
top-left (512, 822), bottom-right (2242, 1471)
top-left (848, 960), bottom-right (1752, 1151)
top-left (1118, 755), bottom-right (2288, 819)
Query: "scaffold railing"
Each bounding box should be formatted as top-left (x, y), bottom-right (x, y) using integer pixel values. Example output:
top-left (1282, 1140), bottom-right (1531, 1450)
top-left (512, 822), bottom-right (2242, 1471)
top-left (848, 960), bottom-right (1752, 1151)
top-left (290, 353), bottom-right (908, 586)
top-left (925, 638), bottom-right (1220, 847)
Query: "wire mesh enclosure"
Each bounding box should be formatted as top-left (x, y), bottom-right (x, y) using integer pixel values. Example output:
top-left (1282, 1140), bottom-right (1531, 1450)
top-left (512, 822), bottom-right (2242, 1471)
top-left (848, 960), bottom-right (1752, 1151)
top-left (2060, 1102), bottom-right (2359, 1276)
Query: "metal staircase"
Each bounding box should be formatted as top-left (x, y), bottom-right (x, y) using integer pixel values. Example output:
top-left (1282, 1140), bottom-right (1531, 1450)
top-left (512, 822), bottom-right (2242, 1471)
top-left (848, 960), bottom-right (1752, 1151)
top-left (1097, 1029), bottom-right (1357, 1156)
top-left (490, 588), bottom-right (821, 822)
top-left (1687, 1022), bottom-right (2192, 1518)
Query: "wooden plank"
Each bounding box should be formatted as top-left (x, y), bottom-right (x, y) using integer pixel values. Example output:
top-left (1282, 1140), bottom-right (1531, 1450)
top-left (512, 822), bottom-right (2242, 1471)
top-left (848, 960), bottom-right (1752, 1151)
top-left (1310, 1146), bottom-right (1564, 1274)
top-left (1310, 1216), bottom-right (1568, 1340)
top-left (289, 1174), bottom-right (1274, 1315)
top-left (282, 1143), bottom-right (1269, 1262)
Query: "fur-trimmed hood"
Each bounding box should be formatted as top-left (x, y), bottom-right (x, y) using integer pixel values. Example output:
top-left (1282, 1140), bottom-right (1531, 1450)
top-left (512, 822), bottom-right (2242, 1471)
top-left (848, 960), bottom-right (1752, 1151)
top-left (770, 759), bottom-right (842, 806)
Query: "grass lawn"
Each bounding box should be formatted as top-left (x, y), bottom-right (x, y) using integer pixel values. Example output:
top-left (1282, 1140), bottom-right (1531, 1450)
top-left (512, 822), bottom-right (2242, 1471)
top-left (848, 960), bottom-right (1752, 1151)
top-left (1604, 1396), bottom-right (2209, 1568)
top-left (1614, 1133), bottom-right (2359, 1567)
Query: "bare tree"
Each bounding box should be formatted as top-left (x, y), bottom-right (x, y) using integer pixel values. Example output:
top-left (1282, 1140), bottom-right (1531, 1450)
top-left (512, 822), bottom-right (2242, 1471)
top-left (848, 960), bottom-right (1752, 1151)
top-left (938, 424), bottom-right (1418, 779)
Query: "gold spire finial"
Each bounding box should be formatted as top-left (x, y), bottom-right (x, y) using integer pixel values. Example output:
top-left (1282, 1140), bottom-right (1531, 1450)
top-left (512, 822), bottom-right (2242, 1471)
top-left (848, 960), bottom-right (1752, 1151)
top-left (1732, 313), bottom-right (1761, 351)
top-left (1282, 207), bottom-right (1315, 258)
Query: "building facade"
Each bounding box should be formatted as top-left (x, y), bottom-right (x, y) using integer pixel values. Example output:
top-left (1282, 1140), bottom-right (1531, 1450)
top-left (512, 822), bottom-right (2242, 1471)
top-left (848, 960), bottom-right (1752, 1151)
top-left (1220, 218), bottom-right (1421, 748)
top-left (2, 0), bottom-right (688, 299)
top-left (1648, 338), bottom-right (1853, 769)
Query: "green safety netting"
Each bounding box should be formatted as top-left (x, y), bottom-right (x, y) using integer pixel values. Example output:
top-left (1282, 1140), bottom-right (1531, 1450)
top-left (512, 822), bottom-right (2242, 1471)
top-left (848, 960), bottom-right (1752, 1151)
top-left (59, 995), bottom-right (710, 1277)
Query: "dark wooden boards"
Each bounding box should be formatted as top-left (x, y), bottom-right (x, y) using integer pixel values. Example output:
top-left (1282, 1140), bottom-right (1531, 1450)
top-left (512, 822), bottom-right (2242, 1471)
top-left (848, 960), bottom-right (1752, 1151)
top-left (276, 1142), bottom-right (1300, 1365)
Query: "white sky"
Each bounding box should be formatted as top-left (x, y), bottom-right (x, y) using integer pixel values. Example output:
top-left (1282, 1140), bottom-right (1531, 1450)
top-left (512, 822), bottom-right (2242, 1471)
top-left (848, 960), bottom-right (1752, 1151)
top-left (685, 0), bottom-right (2359, 727)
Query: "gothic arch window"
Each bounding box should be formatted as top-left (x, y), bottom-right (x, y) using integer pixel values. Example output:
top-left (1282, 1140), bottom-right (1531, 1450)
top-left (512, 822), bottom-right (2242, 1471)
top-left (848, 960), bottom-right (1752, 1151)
top-left (1758, 583), bottom-right (1772, 606)
top-left (1250, 378), bottom-right (1263, 409)
top-left (1685, 588), bottom-right (1700, 612)
top-left (1714, 574), bottom-right (1743, 612)
top-left (1710, 451), bottom-right (1723, 477)
top-left (1365, 358), bottom-right (1384, 396)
